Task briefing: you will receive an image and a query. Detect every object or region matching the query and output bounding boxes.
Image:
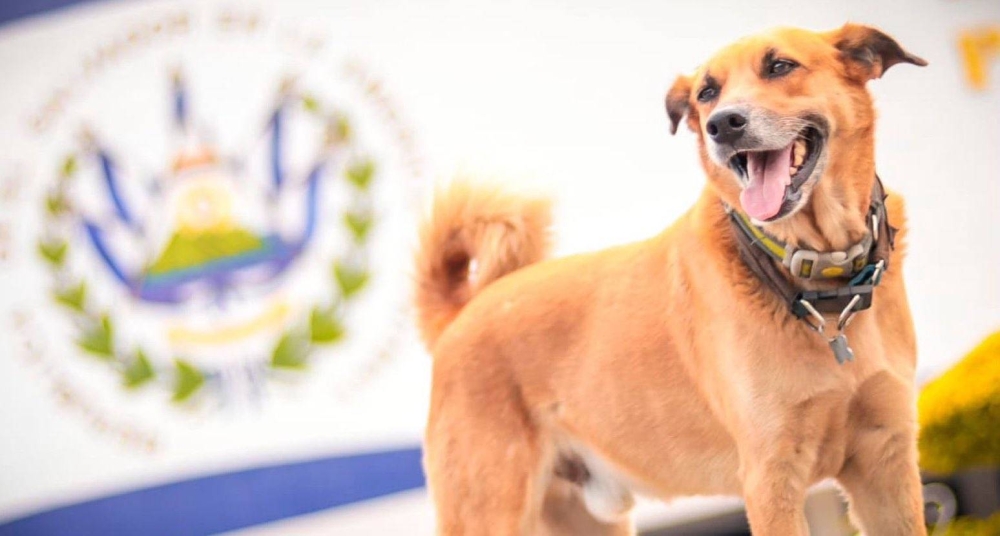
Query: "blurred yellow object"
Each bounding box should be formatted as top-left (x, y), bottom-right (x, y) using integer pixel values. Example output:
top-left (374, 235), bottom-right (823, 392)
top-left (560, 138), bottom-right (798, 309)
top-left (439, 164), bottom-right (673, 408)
top-left (939, 511), bottom-right (1000, 536)
top-left (918, 331), bottom-right (1000, 474)
top-left (177, 180), bottom-right (234, 235)
top-left (169, 301), bottom-right (291, 345)
top-left (959, 27), bottom-right (1000, 91)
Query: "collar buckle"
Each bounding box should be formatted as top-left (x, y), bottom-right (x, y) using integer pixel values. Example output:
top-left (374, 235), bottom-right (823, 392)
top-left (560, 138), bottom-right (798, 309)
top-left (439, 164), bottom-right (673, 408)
top-left (785, 233), bottom-right (872, 280)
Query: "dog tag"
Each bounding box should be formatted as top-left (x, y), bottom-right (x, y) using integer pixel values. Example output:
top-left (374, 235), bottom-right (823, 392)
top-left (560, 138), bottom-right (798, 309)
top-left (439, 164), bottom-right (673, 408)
top-left (829, 334), bottom-right (854, 365)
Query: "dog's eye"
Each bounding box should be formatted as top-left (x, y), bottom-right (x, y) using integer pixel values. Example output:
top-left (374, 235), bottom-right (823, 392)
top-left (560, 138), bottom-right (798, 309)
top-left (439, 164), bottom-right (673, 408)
top-left (767, 59), bottom-right (798, 78)
top-left (696, 86), bottom-right (718, 103)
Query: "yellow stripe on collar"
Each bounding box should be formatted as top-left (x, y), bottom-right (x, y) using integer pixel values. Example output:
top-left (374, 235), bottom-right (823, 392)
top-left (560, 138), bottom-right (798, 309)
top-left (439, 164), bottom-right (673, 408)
top-left (735, 211), bottom-right (788, 259)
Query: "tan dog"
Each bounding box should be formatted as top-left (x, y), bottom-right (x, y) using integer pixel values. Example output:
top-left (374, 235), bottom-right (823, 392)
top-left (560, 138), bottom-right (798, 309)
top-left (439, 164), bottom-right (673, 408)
top-left (415, 24), bottom-right (927, 535)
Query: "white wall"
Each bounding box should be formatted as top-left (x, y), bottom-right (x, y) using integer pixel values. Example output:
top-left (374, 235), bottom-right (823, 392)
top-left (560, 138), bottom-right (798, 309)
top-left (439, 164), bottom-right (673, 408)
top-left (0, 0), bottom-right (997, 533)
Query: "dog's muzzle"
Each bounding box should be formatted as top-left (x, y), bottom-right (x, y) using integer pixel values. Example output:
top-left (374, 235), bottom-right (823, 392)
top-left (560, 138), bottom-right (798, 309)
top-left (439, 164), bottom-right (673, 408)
top-left (705, 107), bottom-right (828, 222)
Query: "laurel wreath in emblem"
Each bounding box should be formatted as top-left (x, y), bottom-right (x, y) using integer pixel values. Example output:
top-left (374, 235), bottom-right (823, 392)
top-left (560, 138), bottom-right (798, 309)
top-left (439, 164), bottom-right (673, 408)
top-left (37, 87), bottom-right (380, 404)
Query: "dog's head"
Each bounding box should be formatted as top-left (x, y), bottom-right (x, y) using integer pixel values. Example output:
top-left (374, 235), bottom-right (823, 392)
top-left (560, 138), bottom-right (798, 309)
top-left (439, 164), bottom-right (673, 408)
top-left (667, 24), bottom-right (925, 224)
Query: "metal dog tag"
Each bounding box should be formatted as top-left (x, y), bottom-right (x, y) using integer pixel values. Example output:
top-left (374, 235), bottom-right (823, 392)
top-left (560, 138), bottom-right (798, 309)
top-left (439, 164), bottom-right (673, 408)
top-left (829, 334), bottom-right (854, 365)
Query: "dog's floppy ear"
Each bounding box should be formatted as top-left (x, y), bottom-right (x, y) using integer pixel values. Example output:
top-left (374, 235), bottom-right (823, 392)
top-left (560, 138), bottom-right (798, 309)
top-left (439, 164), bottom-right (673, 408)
top-left (829, 23), bottom-right (928, 82)
top-left (665, 75), bottom-right (692, 135)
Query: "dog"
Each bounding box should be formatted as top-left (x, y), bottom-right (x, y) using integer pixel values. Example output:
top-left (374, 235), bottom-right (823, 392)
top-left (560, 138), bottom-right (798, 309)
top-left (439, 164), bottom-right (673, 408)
top-left (415, 24), bottom-right (927, 535)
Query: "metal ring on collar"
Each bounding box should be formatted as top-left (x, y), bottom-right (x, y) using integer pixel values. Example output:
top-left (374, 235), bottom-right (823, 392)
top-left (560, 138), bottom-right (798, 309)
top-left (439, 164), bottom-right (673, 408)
top-left (797, 299), bottom-right (826, 333)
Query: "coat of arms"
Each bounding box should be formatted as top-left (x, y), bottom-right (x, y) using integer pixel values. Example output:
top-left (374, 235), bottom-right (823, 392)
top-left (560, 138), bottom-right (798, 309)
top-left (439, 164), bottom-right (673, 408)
top-left (36, 69), bottom-right (407, 406)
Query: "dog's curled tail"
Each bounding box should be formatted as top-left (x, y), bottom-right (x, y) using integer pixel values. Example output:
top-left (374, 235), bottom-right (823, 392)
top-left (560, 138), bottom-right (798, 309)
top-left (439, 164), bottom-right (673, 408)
top-left (415, 181), bottom-right (552, 349)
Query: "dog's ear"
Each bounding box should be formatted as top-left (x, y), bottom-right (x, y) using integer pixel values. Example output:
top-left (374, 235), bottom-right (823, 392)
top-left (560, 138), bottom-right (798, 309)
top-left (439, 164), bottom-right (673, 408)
top-left (665, 75), bottom-right (693, 135)
top-left (829, 24), bottom-right (928, 82)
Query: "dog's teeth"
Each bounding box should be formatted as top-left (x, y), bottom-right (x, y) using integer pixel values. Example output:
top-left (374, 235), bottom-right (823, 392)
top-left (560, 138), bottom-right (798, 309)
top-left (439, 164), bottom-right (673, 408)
top-left (793, 139), bottom-right (806, 166)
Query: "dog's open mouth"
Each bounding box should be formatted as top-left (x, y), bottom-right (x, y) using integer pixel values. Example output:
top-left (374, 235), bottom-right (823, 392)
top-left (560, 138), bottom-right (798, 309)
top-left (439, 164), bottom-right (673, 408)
top-left (729, 127), bottom-right (824, 222)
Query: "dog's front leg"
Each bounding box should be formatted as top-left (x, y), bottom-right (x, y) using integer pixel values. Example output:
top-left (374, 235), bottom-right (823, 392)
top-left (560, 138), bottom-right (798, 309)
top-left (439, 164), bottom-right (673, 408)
top-left (837, 373), bottom-right (926, 535)
top-left (837, 429), bottom-right (925, 535)
top-left (738, 432), bottom-right (812, 536)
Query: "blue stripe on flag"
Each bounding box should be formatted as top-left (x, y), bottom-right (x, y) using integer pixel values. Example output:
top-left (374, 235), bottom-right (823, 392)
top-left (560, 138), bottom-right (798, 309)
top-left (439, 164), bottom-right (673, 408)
top-left (0, 446), bottom-right (425, 536)
top-left (0, 0), bottom-right (100, 27)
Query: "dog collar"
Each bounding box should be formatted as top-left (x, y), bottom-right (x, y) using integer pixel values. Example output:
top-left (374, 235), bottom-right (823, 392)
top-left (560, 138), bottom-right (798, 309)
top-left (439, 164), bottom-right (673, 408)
top-left (727, 177), bottom-right (897, 364)
top-left (729, 210), bottom-right (873, 280)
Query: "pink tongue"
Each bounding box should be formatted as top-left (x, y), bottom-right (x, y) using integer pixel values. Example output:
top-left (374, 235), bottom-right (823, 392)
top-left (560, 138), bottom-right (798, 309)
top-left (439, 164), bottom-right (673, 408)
top-left (740, 142), bottom-right (794, 221)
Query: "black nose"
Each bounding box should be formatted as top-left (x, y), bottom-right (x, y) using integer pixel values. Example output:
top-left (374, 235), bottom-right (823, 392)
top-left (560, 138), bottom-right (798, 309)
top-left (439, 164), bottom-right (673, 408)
top-left (706, 110), bottom-right (747, 144)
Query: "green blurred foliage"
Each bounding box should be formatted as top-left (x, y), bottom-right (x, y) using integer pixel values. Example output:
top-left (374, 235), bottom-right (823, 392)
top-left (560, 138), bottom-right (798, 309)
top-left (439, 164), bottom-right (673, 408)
top-left (919, 332), bottom-right (1000, 474)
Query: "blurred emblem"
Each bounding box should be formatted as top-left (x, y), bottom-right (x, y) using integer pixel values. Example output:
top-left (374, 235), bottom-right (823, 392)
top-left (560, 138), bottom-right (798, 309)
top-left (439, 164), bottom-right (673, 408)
top-left (37, 64), bottom-right (412, 407)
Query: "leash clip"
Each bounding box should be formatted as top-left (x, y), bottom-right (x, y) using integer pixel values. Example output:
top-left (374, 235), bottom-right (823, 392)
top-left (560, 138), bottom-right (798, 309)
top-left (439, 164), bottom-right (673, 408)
top-left (797, 298), bottom-right (826, 334)
top-left (798, 294), bottom-right (863, 365)
top-left (793, 259), bottom-right (885, 364)
top-left (829, 293), bottom-right (864, 364)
